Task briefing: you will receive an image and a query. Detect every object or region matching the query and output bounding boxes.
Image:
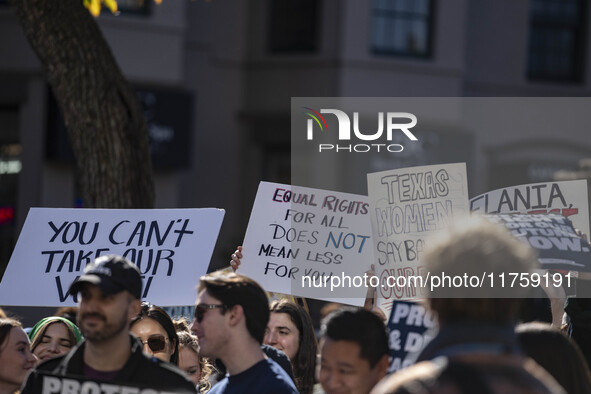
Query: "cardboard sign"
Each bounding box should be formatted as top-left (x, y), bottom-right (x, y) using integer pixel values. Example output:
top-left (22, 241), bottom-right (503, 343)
top-left (470, 180), bottom-right (589, 237)
top-left (488, 213), bottom-right (591, 272)
top-left (0, 208), bottom-right (224, 306)
top-left (387, 300), bottom-right (436, 373)
top-left (367, 163), bottom-right (469, 313)
top-left (239, 182), bottom-right (373, 305)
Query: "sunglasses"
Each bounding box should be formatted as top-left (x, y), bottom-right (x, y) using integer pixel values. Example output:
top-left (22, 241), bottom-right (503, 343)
top-left (194, 303), bottom-right (227, 322)
top-left (139, 335), bottom-right (169, 353)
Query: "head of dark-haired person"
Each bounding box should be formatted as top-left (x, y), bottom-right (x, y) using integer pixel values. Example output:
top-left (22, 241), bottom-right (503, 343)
top-left (191, 272), bottom-right (298, 393)
top-left (194, 271), bottom-right (269, 345)
top-left (517, 322), bottom-right (591, 394)
top-left (265, 299), bottom-right (317, 394)
top-left (130, 303), bottom-right (179, 365)
top-left (319, 307), bottom-right (389, 394)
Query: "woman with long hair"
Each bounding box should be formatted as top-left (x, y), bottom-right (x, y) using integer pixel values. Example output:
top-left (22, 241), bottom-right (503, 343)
top-left (0, 318), bottom-right (37, 394)
top-left (28, 316), bottom-right (83, 364)
top-left (265, 299), bottom-right (317, 394)
top-left (130, 302), bottom-right (179, 365)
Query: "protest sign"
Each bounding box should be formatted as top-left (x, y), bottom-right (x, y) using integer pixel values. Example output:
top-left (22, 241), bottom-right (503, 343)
top-left (470, 180), bottom-right (589, 237)
top-left (238, 182), bottom-right (373, 305)
top-left (487, 213), bottom-right (591, 272)
top-left (367, 163), bottom-right (469, 313)
top-left (0, 208), bottom-right (224, 306)
top-left (387, 300), bottom-right (436, 373)
top-left (22, 371), bottom-right (196, 394)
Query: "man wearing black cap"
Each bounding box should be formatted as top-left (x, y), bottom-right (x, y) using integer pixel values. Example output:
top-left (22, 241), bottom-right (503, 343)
top-left (21, 255), bottom-right (197, 393)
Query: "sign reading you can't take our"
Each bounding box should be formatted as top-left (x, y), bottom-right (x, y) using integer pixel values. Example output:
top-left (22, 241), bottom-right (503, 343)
top-left (0, 208), bottom-right (224, 306)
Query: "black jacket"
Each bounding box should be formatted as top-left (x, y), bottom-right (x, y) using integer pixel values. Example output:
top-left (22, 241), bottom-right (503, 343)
top-left (21, 334), bottom-right (196, 393)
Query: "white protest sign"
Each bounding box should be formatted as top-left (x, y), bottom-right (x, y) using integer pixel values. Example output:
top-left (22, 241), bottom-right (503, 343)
top-left (239, 182), bottom-right (373, 305)
top-left (0, 208), bottom-right (224, 306)
top-left (470, 179), bottom-right (589, 239)
top-left (367, 163), bottom-right (469, 314)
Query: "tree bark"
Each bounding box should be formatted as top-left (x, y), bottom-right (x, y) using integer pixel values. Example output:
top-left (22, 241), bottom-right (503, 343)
top-left (11, 0), bottom-right (155, 208)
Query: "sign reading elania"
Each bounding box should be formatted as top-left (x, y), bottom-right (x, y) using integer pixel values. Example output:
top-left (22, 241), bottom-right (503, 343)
top-left (0, 208), bottom-right (224, 306)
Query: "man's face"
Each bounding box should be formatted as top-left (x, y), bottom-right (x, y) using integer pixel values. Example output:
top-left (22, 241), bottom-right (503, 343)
top-left (319, 338), bottom-right (386, 394)
top-left (190, 289), bottom-right (229, 359)
top-left (77, 284), bottom-right (134, 343)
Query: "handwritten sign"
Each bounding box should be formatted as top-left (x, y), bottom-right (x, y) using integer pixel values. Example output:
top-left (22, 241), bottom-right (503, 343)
top-left (387, 300), bottom-right (436, 373)
top-left (367, 163), bottom-right (469, 313)
top-left (0, 208), bottom-right (224, 306)
top-left (487, 213), bottom-right (591, 272)
top-left (239, 182), bottom-right (373, 305)
top-left (470, 180), bottom-right (589, 237)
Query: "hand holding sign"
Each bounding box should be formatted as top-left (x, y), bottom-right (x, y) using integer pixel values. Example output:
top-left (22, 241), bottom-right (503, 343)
top-left (239, 182), bottom-right (373, 305)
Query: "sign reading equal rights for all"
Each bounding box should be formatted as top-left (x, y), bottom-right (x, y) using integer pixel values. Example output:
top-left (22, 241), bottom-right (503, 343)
top-left (239, 182), bottom-right (373, 305)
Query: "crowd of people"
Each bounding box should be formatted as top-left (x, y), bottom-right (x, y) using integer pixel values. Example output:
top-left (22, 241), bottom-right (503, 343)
top-left (1, 215), bottom-right (591, 393)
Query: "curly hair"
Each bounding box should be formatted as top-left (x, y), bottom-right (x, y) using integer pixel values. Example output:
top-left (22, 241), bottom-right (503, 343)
top-left (174, 318), bottom-right (215, 393)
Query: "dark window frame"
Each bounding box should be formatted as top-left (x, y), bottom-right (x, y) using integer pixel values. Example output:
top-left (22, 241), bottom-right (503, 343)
top-left (527, 0), bottom-right (587, 83)
top-left (371, 0), bottom-right (435, 59)
top-left (267, 0), bottom-right (321, 54)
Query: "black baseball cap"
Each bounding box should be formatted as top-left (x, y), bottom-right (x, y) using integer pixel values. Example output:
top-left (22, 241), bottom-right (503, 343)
top-left (69, 255), bottom-right (143, 299)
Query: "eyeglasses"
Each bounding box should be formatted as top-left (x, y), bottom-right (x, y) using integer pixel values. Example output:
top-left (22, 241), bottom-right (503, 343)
top-left (139, 335), bottom-right (169, 353)
top-left (194, 303), bottom-right (227, 322)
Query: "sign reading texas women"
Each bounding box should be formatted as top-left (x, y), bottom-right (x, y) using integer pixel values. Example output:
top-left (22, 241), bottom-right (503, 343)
top-left (0, 208), bottom-right (224, 306)
top-left (367, 163), bottom-right (469, 311)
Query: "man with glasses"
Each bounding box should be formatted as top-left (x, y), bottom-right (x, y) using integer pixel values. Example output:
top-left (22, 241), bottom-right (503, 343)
top-left (191, 271), bottom-right (297, 393)
top-left (22, 255), bottom-right (196, 393)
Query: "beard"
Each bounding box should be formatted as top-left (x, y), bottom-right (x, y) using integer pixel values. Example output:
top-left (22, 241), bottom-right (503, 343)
top-left (79, 306), bottom-right (129, 343)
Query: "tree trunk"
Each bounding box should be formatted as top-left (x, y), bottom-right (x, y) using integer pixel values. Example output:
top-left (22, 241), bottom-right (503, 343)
top-left (11, 0), bottom-right (155, 208)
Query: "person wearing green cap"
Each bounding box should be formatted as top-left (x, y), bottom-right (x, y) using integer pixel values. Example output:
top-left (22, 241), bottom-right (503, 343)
top-left (28, 316), bottom-right (83, 364)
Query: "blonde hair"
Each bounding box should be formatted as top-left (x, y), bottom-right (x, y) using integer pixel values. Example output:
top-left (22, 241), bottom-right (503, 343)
top-left (174, 318), bottom-right (215, 393)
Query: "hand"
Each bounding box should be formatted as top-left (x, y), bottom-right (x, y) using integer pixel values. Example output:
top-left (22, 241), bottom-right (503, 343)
top-left (230, 246), bottom-right (243, 272)
top-left (540, 271), bottom-right (567, 328)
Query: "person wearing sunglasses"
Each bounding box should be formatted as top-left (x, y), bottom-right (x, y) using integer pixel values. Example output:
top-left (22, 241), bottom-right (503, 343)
top-left (191, 271), bottom-right (298, 394)
top-left (130, 303), bottom-right (179, 365)
top-left (21, 255), bottom-right (197, 394)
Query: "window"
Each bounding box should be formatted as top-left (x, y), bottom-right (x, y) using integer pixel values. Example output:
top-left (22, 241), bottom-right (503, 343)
top-left (110, 0), bottom-right (151, 16)
top-left (527, 0), bottom-right (586, 82)
top-left (268, 0), bottom-right (320, 53)
top-left (372, 0), bottom-right (434, 57)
